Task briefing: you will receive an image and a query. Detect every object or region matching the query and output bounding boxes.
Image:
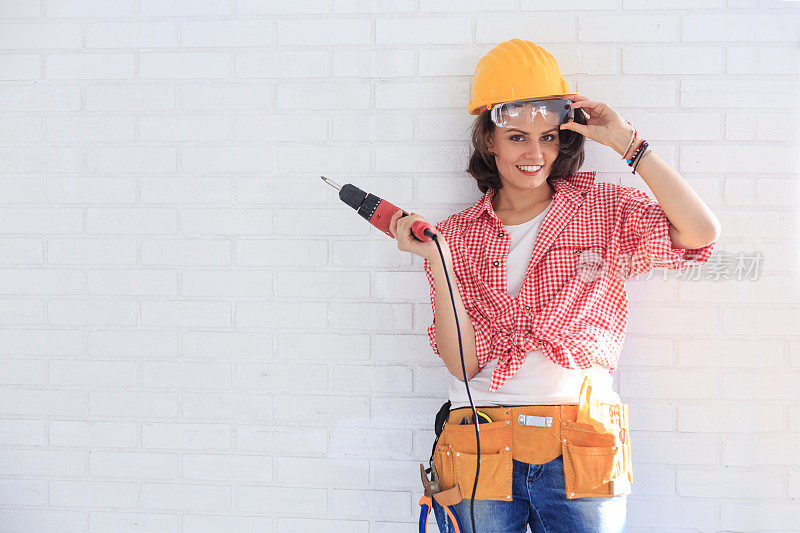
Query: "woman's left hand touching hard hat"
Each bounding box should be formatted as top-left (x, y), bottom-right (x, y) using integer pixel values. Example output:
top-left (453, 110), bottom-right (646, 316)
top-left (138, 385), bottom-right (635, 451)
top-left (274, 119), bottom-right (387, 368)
top-left (559, 94), bottom-right (636, 157)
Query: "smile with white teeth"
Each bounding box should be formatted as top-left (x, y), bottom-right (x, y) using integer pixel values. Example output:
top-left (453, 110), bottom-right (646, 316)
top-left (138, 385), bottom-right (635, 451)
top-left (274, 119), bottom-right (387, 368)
top-left (517, 165), bottom-right (542, 172)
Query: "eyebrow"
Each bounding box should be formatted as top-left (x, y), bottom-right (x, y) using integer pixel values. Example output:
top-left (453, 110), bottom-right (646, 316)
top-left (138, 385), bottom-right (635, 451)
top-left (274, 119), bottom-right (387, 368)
top-left (507, 128), bottom-right (559, 135)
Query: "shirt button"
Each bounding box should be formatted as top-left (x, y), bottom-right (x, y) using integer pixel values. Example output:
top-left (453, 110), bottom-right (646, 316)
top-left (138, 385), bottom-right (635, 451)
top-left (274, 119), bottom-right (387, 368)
top-left (492, 260), bottom-right (500, 266)
top-left (574, 250), bottom-right (582, 255)
top-left (524, 305), bottom-right (530, 311)
top-left (498, 232), bottom-right (504, 238)
top-left (580, 191), bottom-right (587, 197)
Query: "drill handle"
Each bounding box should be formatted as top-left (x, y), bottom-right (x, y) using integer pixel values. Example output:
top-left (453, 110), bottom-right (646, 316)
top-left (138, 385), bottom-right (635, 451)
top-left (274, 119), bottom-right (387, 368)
top-left (375, 199), bottom-right (434, 242)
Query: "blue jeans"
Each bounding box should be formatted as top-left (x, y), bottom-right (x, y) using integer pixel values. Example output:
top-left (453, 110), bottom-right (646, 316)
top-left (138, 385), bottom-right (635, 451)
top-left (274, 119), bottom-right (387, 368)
top-left (431, 456), bottom-right (627, 532)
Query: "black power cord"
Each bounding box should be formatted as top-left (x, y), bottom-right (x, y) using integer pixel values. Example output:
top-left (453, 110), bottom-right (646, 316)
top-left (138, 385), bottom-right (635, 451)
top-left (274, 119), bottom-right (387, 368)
top-left (431, 233), bottom-right (481, 533)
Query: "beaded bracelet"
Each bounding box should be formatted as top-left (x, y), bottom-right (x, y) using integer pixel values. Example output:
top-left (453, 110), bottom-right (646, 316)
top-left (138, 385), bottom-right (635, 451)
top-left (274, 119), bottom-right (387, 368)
top-left (625, 138), bottom-right (641, 161)
top-left (626, 140), bottom-right (645, 164)
top-left (622, 125), bottom-right (646, 162)
top-left (628, 140), bottom-right (650, 174)
top-left (619, 121), bottom-right (653, 173)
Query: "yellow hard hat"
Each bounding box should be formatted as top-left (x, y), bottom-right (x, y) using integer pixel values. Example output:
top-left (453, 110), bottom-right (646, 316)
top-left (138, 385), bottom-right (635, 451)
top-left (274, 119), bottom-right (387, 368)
top-left (467, 39), bottom-right (575, 115)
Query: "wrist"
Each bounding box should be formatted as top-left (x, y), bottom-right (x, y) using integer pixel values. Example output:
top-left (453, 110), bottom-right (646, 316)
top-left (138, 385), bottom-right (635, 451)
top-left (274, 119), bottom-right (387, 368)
top-left (611, 123), bottom-right (636, 157)
top-left (426, 247), bottom-right (452, 266)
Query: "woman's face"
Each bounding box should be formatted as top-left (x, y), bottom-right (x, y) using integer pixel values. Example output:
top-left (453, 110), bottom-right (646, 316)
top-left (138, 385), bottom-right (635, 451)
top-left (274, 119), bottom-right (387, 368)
top-left (487, 113), bottom-right (560, 191)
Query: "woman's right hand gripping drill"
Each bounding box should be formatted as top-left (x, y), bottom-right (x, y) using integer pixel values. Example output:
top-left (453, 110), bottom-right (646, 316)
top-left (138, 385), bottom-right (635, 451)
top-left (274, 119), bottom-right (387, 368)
top-left (389, 210), bottom-right (451, 263)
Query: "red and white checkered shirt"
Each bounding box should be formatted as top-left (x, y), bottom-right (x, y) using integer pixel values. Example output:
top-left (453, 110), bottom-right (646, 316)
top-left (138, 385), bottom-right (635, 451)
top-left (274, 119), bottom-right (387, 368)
top-left (423, 170), bottom-right (716, 392)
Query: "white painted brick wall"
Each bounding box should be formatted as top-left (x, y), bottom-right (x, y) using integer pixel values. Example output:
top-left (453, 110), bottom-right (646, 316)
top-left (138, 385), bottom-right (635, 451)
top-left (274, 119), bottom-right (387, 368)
top-left (0, 2), bottom-right (797, 532)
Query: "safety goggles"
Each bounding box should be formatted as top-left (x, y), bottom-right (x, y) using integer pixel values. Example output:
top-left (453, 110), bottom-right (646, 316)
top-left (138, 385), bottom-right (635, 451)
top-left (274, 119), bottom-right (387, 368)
top-left (489, 97), bottom-right (574, 129)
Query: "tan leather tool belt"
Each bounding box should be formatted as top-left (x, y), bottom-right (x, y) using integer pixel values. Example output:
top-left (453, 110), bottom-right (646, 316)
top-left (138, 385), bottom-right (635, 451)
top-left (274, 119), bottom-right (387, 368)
top-left (431, 403), bottom-right (633, 503)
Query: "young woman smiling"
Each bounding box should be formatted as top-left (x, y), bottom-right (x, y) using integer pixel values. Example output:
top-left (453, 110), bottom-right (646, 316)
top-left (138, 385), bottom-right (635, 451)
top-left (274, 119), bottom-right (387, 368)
top-left (390, 39), bottom-right (720, 533)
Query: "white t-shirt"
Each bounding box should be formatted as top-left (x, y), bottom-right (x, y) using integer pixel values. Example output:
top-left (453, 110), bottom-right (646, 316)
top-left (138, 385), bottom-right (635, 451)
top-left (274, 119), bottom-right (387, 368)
top-left (448, 198), bottom-right (619, 409)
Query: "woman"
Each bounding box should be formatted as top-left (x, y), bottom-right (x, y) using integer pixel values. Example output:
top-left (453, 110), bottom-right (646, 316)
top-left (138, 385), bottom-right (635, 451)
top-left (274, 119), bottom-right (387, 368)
top-left (390, 39), bottom-right (720, 533)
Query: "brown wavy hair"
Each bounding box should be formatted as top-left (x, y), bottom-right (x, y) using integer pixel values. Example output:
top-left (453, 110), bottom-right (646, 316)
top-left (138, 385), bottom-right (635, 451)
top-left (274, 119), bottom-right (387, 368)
top-left (466, 107), bottom-right (588, 194)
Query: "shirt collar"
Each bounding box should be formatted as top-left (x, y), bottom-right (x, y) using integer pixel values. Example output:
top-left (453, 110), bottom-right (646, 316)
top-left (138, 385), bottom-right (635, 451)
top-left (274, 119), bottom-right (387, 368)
top-left (458, 170), bottom-right (597, 225)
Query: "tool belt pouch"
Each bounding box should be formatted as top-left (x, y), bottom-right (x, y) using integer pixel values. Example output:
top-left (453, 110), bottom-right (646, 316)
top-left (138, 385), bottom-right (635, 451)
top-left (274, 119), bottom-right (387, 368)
top-left (561, 402), bottom-right (633, 499)
top-left (432, 420), bottom-right (513, 503)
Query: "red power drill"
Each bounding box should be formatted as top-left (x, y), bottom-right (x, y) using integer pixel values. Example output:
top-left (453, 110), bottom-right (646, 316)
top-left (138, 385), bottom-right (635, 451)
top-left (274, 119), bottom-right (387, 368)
top-left (321, 176), bottom-right (434, 242)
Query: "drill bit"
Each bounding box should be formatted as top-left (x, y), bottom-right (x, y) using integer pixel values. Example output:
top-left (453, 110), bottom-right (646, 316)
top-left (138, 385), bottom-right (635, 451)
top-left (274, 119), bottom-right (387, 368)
top-left (320, 175), bottom-right (341, 190)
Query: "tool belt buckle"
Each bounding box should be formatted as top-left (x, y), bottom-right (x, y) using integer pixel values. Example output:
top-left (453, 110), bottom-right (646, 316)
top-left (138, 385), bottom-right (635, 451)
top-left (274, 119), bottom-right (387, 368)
top-left (518, 414), bottom-right (553, 427)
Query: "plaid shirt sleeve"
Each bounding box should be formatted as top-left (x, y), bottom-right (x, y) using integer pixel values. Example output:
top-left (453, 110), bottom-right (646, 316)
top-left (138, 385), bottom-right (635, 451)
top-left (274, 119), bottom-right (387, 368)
top-left (617, 186), bottom-right (717, 279)
top-left (423, 249), bottom-right (492, 362)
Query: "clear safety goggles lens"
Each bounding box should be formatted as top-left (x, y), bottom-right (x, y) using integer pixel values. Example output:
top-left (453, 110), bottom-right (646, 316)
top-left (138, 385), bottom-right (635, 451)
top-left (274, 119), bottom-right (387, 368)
top-left (490, 98), bottom-right (574, 129)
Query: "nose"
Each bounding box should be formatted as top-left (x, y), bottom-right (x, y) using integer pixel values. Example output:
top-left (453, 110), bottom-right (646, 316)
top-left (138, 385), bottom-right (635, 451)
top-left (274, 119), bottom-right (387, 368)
top-left (524, 141), bottom-right (545, 160)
